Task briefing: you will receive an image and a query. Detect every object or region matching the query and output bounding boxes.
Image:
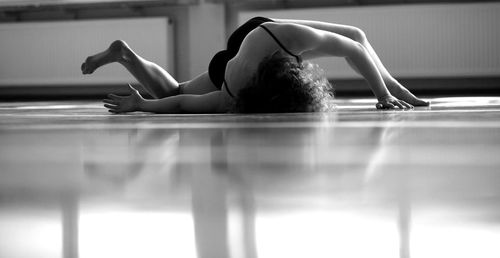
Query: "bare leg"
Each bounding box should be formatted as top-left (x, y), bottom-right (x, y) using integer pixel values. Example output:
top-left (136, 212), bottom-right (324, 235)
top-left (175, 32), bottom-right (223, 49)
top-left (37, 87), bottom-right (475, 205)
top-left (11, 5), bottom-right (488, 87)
top-left (81, 40), bottom-right (179, 99)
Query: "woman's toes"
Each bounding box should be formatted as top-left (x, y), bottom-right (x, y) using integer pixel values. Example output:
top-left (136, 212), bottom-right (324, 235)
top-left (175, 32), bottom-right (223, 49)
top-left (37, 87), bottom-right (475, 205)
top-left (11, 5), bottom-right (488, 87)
top-left (81, 59), bottom-right (95, 74)
top-left (81, 63), bottom-right (91, 74)
top-left (81, 63), bottom-right (89, 74)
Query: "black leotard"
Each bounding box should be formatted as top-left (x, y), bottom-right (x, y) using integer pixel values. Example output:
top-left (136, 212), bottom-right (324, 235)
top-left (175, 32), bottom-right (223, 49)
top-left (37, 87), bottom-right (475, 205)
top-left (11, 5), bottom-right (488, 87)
top-left (208, 17), bottom-right (273, 89)
top-left (208, 16), bottom-right (301, 98)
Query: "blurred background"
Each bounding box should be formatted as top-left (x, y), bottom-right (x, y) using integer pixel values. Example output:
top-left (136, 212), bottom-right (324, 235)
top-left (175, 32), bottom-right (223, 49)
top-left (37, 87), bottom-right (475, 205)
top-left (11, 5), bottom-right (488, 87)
top-left (0, 0), bottom-right (499, 100)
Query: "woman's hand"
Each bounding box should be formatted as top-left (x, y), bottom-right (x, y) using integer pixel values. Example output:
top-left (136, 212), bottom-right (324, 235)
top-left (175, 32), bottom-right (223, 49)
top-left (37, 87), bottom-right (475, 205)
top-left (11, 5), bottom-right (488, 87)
top-left (376, 95), bottom-right (413, 110)
top-left (103, 84), bottom-right (144, 113)
top-left (385, 80), bottom-right (430, 107)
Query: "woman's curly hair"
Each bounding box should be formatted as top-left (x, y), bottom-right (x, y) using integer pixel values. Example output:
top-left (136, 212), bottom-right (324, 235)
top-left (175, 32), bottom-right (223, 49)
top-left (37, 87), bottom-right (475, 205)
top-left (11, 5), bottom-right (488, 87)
top-left (233, 51), bottom-right (334, 113)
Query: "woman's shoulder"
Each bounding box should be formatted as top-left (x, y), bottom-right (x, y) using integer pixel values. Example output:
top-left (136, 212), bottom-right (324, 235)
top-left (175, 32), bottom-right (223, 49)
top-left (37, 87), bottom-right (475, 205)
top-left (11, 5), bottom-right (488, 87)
top-left (237, 24), bottom-right (278, 58)
top-left (244, 21), bottom-right (311, 57)
top-left (260, 20), bottom-right (310, 32)
top-left (240, 22), bottom-right (299, 48)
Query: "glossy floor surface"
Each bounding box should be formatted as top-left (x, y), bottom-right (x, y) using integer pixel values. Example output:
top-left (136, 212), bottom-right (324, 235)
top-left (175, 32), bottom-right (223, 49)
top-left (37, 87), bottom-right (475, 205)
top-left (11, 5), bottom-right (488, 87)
top-left (1, 97), bottom-right (500, 258)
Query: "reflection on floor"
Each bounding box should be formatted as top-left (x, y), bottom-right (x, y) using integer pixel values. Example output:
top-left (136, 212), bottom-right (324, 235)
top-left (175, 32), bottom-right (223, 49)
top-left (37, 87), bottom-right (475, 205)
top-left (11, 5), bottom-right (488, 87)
top-left (1, 97), bottom-right (500, 258)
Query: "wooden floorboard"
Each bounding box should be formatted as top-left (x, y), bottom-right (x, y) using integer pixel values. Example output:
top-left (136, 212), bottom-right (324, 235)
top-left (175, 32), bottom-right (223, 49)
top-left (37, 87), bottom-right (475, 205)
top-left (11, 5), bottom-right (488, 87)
top-left (1, 97), bottom-right (500, 258)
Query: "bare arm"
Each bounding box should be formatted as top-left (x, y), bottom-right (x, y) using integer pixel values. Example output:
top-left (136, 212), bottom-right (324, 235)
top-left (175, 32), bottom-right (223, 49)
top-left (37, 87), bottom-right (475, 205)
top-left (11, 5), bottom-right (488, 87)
top-left (273, 18), bottom-right (356, 36)
top-left (104, 85), bottom-right (228, 114)
top-left (269, 23), bottom-right (390, 101)
top-left (262, 23), bottom-right (411, 109)
top-left (274, 19), bottom-right (426, 108)
top-left (140, 91), bottom-right (227, 114)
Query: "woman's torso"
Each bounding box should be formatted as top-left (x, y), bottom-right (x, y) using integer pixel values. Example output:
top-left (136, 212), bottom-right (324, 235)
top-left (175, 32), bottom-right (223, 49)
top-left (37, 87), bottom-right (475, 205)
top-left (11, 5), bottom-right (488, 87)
top-left (221, 21), bottom-right (302, 100)
top-left (208, 17), bottom-right (273, 91)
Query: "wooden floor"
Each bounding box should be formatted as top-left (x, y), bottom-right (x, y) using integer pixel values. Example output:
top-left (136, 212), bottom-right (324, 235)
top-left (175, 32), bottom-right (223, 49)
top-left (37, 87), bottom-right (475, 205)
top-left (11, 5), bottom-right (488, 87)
top-left (1, 97), bottom-right (500, 258)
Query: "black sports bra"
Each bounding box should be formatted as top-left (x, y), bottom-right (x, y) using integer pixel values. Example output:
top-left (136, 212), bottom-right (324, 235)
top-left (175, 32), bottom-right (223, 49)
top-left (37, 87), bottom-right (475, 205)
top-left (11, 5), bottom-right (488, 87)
top-left (223, 24), bottom-right (302, 99)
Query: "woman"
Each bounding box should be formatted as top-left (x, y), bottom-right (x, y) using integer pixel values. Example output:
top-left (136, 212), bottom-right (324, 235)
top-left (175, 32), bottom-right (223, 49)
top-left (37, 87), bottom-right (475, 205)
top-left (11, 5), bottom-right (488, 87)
top-left (81, 17), bottom-right (429, 113)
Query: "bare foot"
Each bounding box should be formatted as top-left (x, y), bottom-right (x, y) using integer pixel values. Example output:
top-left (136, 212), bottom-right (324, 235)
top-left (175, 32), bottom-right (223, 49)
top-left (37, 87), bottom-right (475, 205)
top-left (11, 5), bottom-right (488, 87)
top-left (386, 79), bottom-right (430, 106)
top-left (81, 40), bottom-right (130, 74)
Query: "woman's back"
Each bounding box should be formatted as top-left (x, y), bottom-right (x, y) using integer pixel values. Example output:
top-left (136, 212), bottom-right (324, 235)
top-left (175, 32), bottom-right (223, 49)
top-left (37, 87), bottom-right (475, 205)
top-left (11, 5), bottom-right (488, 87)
top-left (223, 22), bottom-right (304, 100)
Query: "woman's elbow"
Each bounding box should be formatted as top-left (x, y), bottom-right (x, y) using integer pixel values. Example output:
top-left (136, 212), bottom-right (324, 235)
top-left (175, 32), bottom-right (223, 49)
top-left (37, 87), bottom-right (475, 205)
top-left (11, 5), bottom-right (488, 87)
top-left (347, 42), bottom-right (368, 59)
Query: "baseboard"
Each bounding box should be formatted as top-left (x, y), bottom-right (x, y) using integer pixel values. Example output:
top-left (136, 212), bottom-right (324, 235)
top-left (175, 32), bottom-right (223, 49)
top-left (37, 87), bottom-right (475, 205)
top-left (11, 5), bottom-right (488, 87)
top-left (0, 77), bottom-right (499, 101)
top-left (0, 84), bottom-right (152, 101)
top-left (333, 77), bottom-right (500, 97)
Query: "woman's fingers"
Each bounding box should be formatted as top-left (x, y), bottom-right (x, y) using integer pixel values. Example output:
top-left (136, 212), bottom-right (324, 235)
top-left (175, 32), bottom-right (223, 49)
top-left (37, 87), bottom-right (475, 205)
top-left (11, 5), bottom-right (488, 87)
top-left (376, 100), bottom-right (414, 110)
top-left (376, 102), bottom-right (394, 109)
top-left (393, 100), bottom-right (413, 109)
top-left (103, 99), bottom-right (117, 105)
top-left (377, 103), bottom-right (395, 109)
top-left (103, 98), bottom-right (120, 109)
top-left (393, 101), bottom-right (405, 109)
top-left (386, 102), bottom-right (396, 109)
top-left (104, 85), bottom-right (140, 114)
top-left (400, 100), bottom-right (414, 109)
top-left (103, 99), bottom-right (124, 113)
top-left (104, 103), bottom-right (122, 113)
top-left (108, 94), bottom-right (126, 100)
top-left (107, 107), bottom-right (124, 114)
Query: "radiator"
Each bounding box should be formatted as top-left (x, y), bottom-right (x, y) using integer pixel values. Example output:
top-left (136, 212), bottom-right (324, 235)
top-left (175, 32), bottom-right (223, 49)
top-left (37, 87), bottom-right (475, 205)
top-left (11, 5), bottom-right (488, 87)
top-left (0, 17), bottom-right (173, 86)
top-left (240, 2), bottom-right (500, 79)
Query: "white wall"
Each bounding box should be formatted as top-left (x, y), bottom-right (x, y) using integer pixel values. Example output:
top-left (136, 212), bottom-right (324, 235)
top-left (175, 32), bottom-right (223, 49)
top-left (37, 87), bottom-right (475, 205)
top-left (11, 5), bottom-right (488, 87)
top-left (240, 2), bottom-right (500, 79)
top-left (0, 0), bottom-right (135, 6)
top-left (0, 17), bottom-right (173, 86)
top-left (0, 3), bottom-right (226, 87)
top-left (185, 3), bottom-right (226, 80)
